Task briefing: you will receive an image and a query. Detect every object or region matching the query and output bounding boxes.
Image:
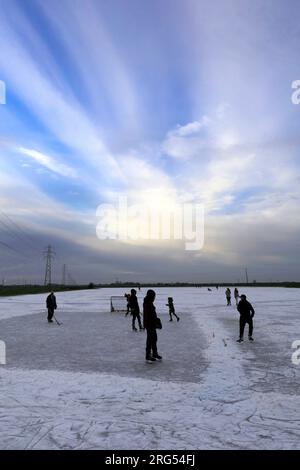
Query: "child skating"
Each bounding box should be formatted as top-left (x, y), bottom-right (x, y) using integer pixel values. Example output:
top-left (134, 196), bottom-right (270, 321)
top-left (166, 297), bottom-right (180, 322)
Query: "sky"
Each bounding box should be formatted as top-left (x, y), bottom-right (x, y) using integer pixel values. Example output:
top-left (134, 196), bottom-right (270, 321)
top-left (0, 0), bottom-right (300, 284)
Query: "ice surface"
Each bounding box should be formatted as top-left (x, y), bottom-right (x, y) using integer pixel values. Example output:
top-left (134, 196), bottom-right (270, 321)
top-left (0, 310), bottom-right (207, 382)
top-left (0, 287), bottom-right (299, 449)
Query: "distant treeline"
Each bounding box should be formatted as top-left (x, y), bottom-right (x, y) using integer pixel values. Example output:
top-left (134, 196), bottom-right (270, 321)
top-left (98, 282), bottom-right (300, 288)
top-left (0, 285), bottom-right (87, 297)
top-left (0, 281), bottom-right (299, 297)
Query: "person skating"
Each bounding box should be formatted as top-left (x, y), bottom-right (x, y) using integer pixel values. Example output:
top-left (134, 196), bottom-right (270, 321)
top-left (166, 297), bottom-right (179, 322)
top-left (46, 291), bottom-right (57, 323)
top-left (234, 287), bottom-right (240, 306)
top-left (226, 288), bottom-right (231, 306)
top-left (236, 294), bottom-right (255, 342)
top-left (143, 289), bottom-right (162, 363)
top-left (129, 289), bottom-right (143, 331)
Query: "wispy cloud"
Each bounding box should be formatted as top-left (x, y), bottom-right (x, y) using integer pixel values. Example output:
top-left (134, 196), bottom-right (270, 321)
top-left (0, 11), bottom-right (120, 180)
top-left (36, 0), bottom-right (141, 134)
top-left (18, 147), bottom-right (77, 178)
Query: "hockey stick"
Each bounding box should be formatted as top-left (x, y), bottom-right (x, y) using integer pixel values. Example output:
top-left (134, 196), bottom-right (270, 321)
top-left (53, 313), bottom-right (62, 326)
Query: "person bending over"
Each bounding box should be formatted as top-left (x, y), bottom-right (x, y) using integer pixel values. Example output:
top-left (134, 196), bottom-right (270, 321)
top-left (237, 294), bottom-right (255, 342)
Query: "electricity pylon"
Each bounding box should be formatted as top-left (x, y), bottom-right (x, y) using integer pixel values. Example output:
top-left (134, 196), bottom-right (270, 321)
top-left (43, 245), bottom-right (55, 286)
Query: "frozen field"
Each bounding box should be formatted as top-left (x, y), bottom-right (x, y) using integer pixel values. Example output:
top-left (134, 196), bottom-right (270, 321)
top-left (0, 287), bottom-right (299, 449)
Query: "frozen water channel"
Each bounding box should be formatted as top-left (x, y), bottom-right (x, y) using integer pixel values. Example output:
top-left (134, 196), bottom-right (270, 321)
top-left (0, 287), bottom-right (299, 449)
top-left (0, 310), bottom-right (207, 383)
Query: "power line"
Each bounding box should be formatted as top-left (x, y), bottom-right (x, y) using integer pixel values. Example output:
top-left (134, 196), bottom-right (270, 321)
top-left (0, 218), bottom-right (39, 256)
top-left (0, 211), bottom-right (41, 255)
top-left (0, 210), bottom-right (36, 244)
top-left (0, 239), bottom-right (31, 259)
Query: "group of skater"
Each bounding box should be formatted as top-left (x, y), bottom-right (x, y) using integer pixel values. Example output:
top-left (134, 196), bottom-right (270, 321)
top-left (124, 290), bottom-right (180, 330)
top-left (225, 287), bottom-right (240, 306)
top-left (46, 285), bottom-right (255, 364)
top-left (46, 288), bottom-right (166, 364)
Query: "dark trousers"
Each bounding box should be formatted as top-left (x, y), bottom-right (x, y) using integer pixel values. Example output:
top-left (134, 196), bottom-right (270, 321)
top-left (146, 328), bottom-right (157, 358)
top-left (226, 297), bottom-right (231, 305)
top-left (239, 316), bottom-right (253, 338)
top-left (169, 308), bottom-right (179, 321)
top-left (132, 312), bottom-right (142, 330)
top-left (47, 308), bottom-right (54, 321)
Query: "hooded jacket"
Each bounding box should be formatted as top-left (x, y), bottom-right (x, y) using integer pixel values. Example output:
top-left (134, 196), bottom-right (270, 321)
top-left (237, 299), bottom-right (255, 318)
top-left (143, 296), bottom-right (157, 329)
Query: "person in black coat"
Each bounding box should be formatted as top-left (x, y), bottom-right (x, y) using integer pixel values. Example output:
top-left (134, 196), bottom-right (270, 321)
top-left (143, 289), bottom-right (162, 363)
top-left (46, 292), bottom-right (57, 323)
top-left (237, 294), bottom-right (255, 342)
top-left (129, 289), bottom-right (143, 331)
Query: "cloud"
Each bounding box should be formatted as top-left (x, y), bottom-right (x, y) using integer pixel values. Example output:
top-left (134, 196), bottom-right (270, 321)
top-left (162, 109), bottom-right (241, 162)
top-left (162, 117), bottom-right (211, 160)
top-left (0, 10), bottom-right (120, 180)
top-left (36, 0), bottom-right (141, 134)
top-left (1, 0), bottom-right (300, 281)
top-left (18, 147), bottom-right (77, 178)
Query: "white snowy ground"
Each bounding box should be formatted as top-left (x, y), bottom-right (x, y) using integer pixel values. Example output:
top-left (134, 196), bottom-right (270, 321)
top-left (0, 287), bottom-right (299, 450)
